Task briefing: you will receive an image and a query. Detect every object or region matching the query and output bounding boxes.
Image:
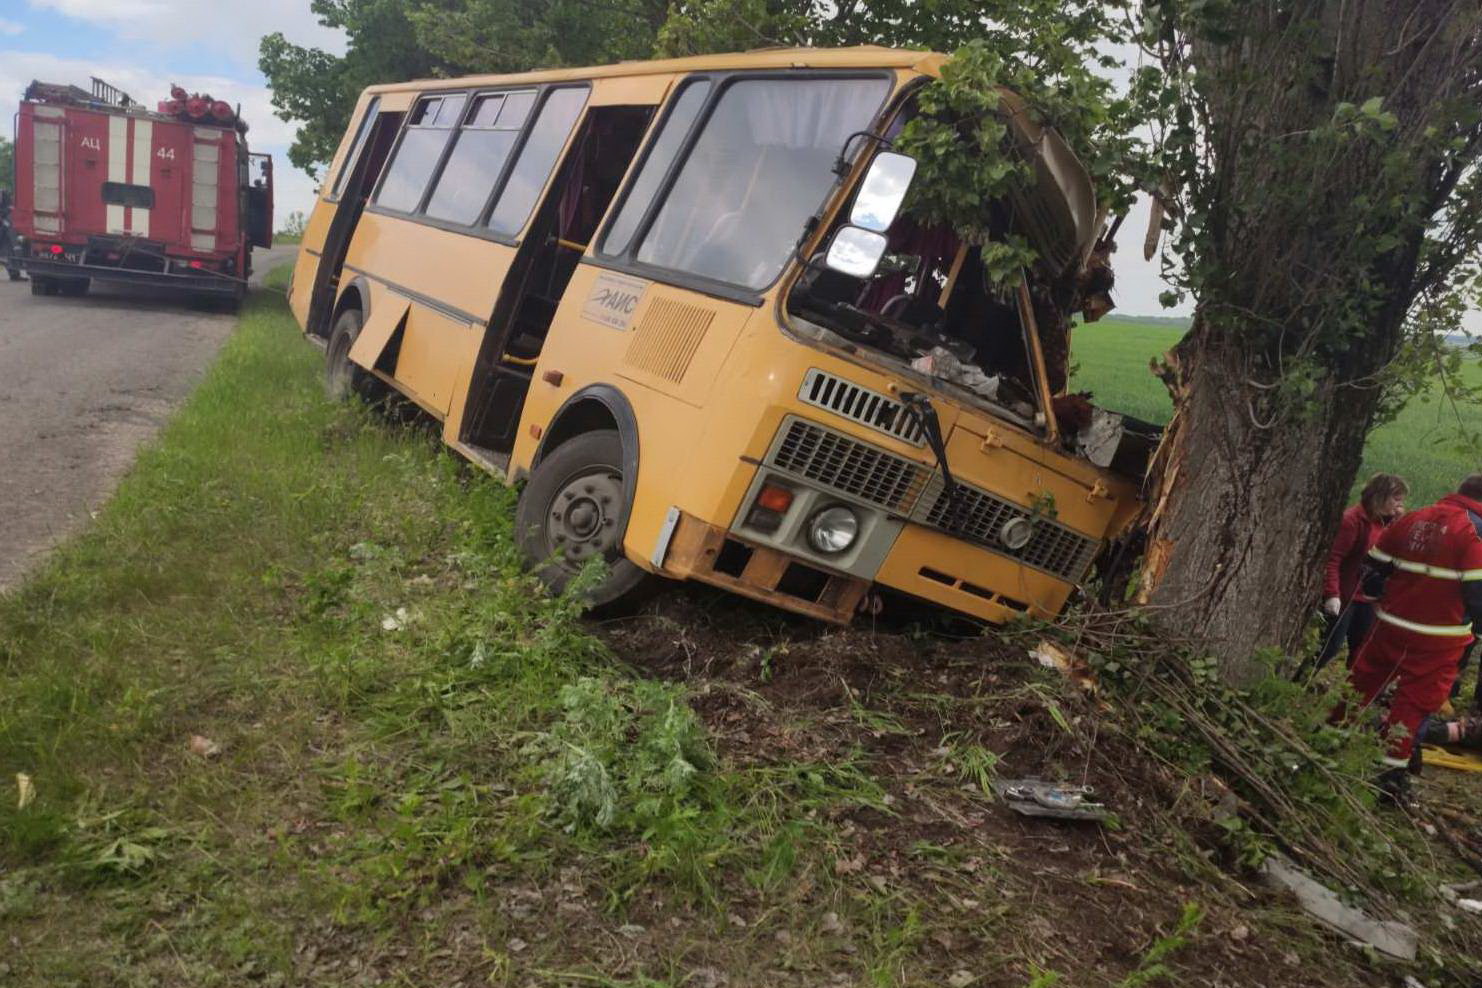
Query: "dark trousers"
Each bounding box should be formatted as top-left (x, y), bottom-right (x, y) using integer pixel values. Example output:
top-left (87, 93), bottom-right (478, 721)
top-left (1311, 601), bottom-right (1376, 675)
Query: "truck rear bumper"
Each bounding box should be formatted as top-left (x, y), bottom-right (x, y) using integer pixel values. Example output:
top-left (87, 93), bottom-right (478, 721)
top-left (20, 257), bottom-right (245, 296)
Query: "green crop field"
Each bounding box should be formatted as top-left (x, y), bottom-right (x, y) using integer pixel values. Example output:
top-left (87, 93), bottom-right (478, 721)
top-left (1071, 316), bottom-right (1482, 508)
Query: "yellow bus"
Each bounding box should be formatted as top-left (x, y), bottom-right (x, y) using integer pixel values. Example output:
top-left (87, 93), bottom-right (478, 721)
top-left (286, 46), bottom-right (1146, 625)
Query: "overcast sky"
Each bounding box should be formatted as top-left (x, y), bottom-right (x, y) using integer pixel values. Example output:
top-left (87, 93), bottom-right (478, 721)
top-left (0, 1), bottom-right (1184, 316)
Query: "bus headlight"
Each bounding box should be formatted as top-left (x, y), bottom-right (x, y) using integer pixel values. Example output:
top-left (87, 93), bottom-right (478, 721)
top-left (806, 505), bottom-right (859, 555)
top-left (999, 517), bottom-right (1034, 551)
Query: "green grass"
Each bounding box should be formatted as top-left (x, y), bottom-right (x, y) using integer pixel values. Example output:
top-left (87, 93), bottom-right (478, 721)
top-left (1072, 316), bottom-right (1482, 506)
top-left (0, 272), bottom-right (880, 984)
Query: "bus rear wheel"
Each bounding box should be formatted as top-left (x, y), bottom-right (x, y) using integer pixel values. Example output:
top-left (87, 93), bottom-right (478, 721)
top-left (516, 429), bottom-right (650, 609)
top-left (324, 308), bottom-right (385, 403)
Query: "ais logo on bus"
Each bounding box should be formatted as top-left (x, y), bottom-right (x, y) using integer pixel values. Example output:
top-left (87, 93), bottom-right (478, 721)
top-left (582, 272), bottom-right (649, 331)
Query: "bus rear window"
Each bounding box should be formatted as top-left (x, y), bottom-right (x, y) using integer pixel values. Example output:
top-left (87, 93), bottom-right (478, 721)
top-left (631, 76), bottom-right (889, 290)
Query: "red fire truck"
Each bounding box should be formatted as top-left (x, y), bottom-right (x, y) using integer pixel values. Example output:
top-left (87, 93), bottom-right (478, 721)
top-left (9, 77), bottom-right (273, 306)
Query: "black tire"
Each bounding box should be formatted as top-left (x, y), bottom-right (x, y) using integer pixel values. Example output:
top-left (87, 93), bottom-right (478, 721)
top-left (515, 429), bottom-right (650, 609)
top-left (324, 307), bottom-right (386, 403)
top-left (5, 264), bottom-right (20, 282)
top-left (30, 276), bottom-right (56, 296)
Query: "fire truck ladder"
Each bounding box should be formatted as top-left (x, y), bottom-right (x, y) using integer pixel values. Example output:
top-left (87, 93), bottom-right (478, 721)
top-left (90, 77), bottom-right (135, 109)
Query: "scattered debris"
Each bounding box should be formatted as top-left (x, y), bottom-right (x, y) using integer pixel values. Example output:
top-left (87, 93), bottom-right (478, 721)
top-left (1441, 880), bottom-right (1482, 902)
top-left (910, 347), bottom-right (1001, 401)
top-left (947, 970), bottom-right (975, 988)
top-left (1459, 899), bottom-right (1482, 915)
top-left (1074, 407), bottom-right (1126, 468)
top-left (1260, 856), bottom-right (1417, 961)
top-left (381, 606), bottom-right (410, 632)
top-left (991, 778), bottom-right (1109, 822)
top-left (1029, 640), bottom-right (1098, 693)
top-left (819, 912), bottom-right (844, 935)
top-left (188, 735), bottom-right (222, 758)
top-left (15, 772), bottom-right (35, 810)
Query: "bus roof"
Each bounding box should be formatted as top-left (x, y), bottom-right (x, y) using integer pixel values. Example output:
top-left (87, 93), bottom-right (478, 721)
top-left (362, 46), bottom-right (948, 96)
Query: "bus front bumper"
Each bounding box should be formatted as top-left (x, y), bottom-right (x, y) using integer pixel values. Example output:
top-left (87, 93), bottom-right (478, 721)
top-left (654, 511), bottom-right (870, 624)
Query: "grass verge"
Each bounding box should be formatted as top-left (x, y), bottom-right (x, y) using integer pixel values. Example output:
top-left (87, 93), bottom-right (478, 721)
top-left (0, 279), bottom-right (1478, 986)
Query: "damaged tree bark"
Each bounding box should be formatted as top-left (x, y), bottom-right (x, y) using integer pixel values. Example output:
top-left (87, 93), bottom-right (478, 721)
top-left (1138, 324), bottom-right (1383, 676)
top-left (1138, 1), bottom-right (1482, 680)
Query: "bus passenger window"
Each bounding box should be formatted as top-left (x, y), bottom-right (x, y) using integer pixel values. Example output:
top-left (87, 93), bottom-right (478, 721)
top-left (331, 96), bottom-right (379, 200)
top-left (487, 88), bottom-right (589, 237)
top-left (375, 93), bottom-right (466, 214)
top-left (424, 91), bottom-right (532, 225)
top-left (633, 77), bottom-right (889, 290)
top-left (600, 80), bottom-right (711, 257)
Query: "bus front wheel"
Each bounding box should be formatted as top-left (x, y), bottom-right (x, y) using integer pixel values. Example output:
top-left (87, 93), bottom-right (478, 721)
top-left (516, 429), bottom-right (650, 609)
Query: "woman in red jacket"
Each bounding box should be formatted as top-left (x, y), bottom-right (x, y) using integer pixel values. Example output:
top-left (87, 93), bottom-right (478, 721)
top-left (1311, 473), bottom-right (1408, 673)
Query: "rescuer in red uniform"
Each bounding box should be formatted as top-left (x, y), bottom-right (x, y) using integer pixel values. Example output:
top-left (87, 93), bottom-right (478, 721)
top-left (1344, 475), bottom-right (1482, 795)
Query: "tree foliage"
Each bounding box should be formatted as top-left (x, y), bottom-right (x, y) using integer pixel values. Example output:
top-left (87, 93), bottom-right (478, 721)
top-left (260, 0), bottom-right (667, 175)
top-left (0, 135), bottom-right (13, 192)
top-left (260, 1), bottom-right (440, 173)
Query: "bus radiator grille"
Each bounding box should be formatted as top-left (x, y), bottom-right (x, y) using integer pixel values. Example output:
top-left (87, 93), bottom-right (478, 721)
top-left (918, 480), bottom-right (1100, 583)
top-left (796, 369), bottom-right (926, 447)
top-left (768, 418), bottom-right (930, 514)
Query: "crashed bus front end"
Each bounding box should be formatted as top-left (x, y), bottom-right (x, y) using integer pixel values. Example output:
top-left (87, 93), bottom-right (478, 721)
top-left (636, 71), bottom-right (1153, 625)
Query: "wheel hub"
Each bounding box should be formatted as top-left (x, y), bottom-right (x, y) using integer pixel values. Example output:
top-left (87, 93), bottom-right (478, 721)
top-left (548, 470), bottom-right (623, 563)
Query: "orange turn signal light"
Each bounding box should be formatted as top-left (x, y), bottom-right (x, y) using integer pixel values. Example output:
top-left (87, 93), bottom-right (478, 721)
top-left (756, 483), bottom-right (794, 513)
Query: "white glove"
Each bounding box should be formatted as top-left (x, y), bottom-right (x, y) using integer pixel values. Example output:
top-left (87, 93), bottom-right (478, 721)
top-left (1323, 596), bottom-right (1341, 617)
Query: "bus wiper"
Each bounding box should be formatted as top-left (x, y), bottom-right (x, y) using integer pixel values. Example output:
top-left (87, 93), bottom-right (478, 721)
top-left (899, 392), bottom-right (964, 533)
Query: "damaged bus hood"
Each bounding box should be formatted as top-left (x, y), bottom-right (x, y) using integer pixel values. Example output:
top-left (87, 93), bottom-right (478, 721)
top-left (998, 90), bottom-right (1098, 275)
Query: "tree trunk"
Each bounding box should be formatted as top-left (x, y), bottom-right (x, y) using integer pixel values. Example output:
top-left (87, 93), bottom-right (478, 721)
top-left (1139, 324), bottom-right (1380, 682)
top-left (1136, 1), bottom-right (1482, 680)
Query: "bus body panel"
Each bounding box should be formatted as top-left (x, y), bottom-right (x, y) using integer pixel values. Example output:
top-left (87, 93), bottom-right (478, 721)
top-left (340, 212), bottom-right (517, 419)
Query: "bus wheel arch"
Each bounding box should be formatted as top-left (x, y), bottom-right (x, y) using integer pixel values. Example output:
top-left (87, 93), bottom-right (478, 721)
top-left (328, 277), bottom-right (371, 338)
top-left (521, 386), bottom-right (648, 608)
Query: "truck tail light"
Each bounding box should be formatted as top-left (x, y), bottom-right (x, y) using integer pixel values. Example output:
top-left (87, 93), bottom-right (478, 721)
top-left (49, 244), bottom-right (63, 255)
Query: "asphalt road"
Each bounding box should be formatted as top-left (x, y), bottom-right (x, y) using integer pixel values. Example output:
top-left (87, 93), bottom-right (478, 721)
top-left (0, 245), bottom-right (298, 588)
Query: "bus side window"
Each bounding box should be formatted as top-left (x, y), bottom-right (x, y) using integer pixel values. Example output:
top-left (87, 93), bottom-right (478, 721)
top-left (330, 96), bottom-right (380, 200)
top-left (487, 87), bottom-right (588, 238)
top-left (424, 90), bottom-right (531, 225)
top-left (374, 93), bottom-right (465, 214)
top-left (600, 80), bottom-right (711, 257)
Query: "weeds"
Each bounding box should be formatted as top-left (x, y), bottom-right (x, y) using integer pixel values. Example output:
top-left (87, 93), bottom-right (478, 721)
top-left (1116, 902), bottom-right (1204, 988)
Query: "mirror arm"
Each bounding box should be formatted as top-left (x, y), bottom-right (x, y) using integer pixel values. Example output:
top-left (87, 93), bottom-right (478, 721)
top-left (832, 130), bottom-right (895, 176)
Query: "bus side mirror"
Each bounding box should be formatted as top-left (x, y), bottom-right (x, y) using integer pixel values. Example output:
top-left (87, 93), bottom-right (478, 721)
top-left (824, 225), bottom-right (888, 279)
top-left (850, 151), bottom-right (916, 233)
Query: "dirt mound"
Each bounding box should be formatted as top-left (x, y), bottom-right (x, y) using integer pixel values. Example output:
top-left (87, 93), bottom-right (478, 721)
top-left (593, 587), bottom-right (1397, 987)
